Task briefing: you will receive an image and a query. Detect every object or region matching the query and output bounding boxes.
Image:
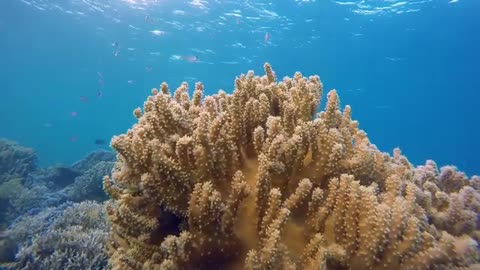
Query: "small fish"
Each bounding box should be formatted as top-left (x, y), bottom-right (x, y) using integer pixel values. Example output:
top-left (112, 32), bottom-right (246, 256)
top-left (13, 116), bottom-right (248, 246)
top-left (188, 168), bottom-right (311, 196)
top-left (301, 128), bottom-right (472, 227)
top-left (94, 139), bottom-right (106, 145)
top-left (128, 24), bottom-right (141, 30)
top-left (113, 50), bottom-right (120, 57)
top-left (170, 54), bottom-right (182, 61)
top-left (111, 41), bottom-right (118, 47)
top-left (97, 71), bottom-right (103, 78)
top-left (385, 57), bottom-right (403, 62)
top-left (173, 10), bottom-right (186, 15)
top-left (145, 15), bottom-right (150, 22)
top-left (182, 55), bottom-right (199, 63)
top-left (97, 90), bottom-right (103, 98)
top-left (189, 0), bottom-right (207, 9)
top-left (80, 96), bottom-right (88, 102)
top-left (264, 32), bottom-right (271, 43)
top-left (71, 111), bottom-right (78, 117)
top-left (150, 30), bottom-right (166, 36)
top-left (98, 78), bottom-right (104, 86)
top-left (127, 80), bottom-right (134, 84)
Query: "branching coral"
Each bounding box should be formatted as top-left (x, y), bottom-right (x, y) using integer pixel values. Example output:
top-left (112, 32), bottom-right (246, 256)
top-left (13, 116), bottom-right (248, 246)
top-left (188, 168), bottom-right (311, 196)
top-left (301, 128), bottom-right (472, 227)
top-left (0, 139), bottom-right (38, 225)
top-left (66, 161), bottom-right (114, 202)
top-left (0, 139), bottom-right (37, 185)
top-left (0, 147), bottom-right (115, 241)
top-left (414, 161), bottom-right (480, 241)
top-left (71, 150), bottom-right (116, 172)
top-left (104, 63), bottom-right (480, 270)
top-left (2, 201), bottom-right (109, 270)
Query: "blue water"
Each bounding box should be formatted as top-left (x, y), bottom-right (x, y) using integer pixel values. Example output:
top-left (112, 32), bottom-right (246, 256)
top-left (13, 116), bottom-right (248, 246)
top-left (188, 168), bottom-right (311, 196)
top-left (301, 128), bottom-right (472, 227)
top-left (1, 0), bottom-right (479, 176)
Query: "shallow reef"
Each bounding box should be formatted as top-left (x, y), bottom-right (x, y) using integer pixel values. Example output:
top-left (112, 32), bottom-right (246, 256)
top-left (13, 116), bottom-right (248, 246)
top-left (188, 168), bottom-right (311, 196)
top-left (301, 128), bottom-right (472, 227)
top-left (0, 139), bottom-right (37, 185)
top-left (0, 148), bottom-right (116, 268)
top-left (0, 139), bottom-right (38, 226)
top-left (65, 160), bottom-right (115, 202)
top-left (103, 63), bottom-right (480, 270)
top-left (2, 201), bottom-right (109, 270)
top-left (0, 147), bottom-right (115, 224)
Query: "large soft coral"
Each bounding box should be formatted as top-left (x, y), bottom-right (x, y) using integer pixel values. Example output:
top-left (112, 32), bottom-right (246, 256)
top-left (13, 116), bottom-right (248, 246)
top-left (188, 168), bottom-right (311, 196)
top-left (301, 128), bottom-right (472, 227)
top-left (104, 63), bottom-right (479, 270)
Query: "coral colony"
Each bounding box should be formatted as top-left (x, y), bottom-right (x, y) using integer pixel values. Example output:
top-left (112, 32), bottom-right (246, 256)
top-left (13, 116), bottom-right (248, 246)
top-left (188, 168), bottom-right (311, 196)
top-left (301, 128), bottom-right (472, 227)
top-left (103, 63), bottom-right (480, 269)
top-left (0, 143), bottom-right (114, 269)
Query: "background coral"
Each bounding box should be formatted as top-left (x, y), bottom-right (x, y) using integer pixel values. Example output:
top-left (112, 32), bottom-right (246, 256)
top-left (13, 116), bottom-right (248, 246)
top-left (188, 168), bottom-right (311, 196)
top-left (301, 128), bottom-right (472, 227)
top-left (413, 161), bottom-right (480, 241)
top-left (0, 139), bottom-right (38, 226)
top-left (0, 139), bottom-right (117, 268)
top-left (65, 160), bottom-right (115, 202)
top-left (71, 150), bottom-right (116, 173)
top-left (103, 63), bottom-right (480, 270)
top-left (0, 139), bottom-right (37, 185)
top-left (0, 176), bottom-right (48, 224)
top-left (33, 166), bottom-right (82, 188)
top-left (1, 201), bottom-right (109, 270)
top-left (0, 148), bottom-right (115, 230)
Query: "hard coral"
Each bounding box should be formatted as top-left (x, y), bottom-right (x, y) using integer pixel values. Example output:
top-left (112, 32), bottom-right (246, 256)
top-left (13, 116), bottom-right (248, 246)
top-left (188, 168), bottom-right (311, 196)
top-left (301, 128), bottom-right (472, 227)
top-left (414, 160), bottom-right (480, 240)
top-left (104, 63), bottom-right (480, 270)
top-left (0, 138), bottom-right (36, 185)
top-left (71, 150), bottom-right (116, 172)
top-left (3, 201), bottom-right (109, 270)
top-left (66, 161), bottom-right (114, 202)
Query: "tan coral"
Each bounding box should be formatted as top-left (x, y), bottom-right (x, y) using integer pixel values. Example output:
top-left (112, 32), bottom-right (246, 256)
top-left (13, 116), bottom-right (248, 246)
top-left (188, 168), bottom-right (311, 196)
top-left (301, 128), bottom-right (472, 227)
top-left (104, 63), bottom-right (479, 270)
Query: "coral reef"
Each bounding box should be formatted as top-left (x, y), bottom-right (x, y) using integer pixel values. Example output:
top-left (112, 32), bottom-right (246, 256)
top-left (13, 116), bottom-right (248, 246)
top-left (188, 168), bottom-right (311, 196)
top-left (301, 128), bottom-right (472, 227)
top-left (71, 150), bottom-right (116, 172)
top-left (413, 161), bottom-right (480, 241)
top-left (24, 165), bottom-right (82, 189)
top-left (1, 201), bottom-right (109, 269)
top-left (0, 148), bottom-right (115, 224)
top-left (0, 166), bottom-right (73, 226)
top-left (0, 139), bottom-right (37, 185)
top-left (0, 139), bottom-right (37, 226)
top-left (0, 145), bottom-right (115, 266)
top-left (66, 161), bottom-right (115, 202)
top-left (104, 63), bottom-right (480, 269)
top-left (0, 176), bottom-right (47, 223)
